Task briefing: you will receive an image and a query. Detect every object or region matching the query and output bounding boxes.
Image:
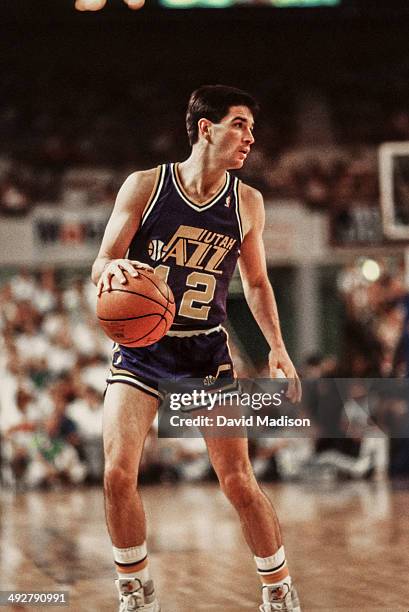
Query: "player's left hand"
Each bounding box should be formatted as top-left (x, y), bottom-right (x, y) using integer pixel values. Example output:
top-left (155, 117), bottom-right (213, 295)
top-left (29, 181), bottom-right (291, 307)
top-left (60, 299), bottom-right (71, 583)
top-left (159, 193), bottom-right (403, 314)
top-left (268, 347), bottom-right (302, 403)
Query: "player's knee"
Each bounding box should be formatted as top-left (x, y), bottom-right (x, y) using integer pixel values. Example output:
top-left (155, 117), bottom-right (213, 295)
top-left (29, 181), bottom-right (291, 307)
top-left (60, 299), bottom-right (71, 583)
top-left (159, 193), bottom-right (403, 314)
top-left (104, 464), bottom-right (137, 497)
top-left (219, 465), bottom-right (258, 509)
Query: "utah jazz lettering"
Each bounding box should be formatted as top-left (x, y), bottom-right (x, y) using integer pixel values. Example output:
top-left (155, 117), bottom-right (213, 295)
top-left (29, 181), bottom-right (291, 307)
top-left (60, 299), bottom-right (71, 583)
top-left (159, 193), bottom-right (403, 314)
top-left (161, 225), bottom-right (236, 275)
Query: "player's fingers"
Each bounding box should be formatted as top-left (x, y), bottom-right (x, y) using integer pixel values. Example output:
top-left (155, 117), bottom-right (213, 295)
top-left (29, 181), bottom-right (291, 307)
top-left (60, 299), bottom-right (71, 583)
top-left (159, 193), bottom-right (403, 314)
top-left (277, 361), bottom-right (295, 401)
top-left (295, 375), bottom-right (302, 402)
top-left (286, 372), bottom-right (302, 403)
top-left (98, 273), bottom-right (110, 295)
top-left (130, 260), bottom-right (154, 272)
top-left (286, 376), bottom-right (297, 403)
top-left (113, 266), bottom-right (128, 285)
top-left (120, 261), bottom-right (139, 277)
top-left (106, 272), bottom-right (113, 292)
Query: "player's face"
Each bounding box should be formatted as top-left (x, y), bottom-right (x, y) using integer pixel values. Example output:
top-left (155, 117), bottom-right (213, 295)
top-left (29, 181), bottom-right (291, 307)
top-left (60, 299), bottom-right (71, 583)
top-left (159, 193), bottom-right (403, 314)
top-left (211, 105), bottom-right (255, 169)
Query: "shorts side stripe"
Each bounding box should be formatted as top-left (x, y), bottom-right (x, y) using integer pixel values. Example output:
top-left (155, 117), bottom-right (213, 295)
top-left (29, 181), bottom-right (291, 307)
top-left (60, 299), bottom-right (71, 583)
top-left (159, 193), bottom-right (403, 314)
top-left (222, 326), bottom-right (236, 374)
top-left (107, 371), bottom-right (163, 399)
top-left (167, 324), bottom-right (222, 337)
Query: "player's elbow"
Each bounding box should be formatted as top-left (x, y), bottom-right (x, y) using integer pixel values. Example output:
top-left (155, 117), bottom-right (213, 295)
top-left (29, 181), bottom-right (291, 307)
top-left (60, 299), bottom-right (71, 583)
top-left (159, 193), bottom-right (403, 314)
top-left (242, 273), bottom-right (270, 296)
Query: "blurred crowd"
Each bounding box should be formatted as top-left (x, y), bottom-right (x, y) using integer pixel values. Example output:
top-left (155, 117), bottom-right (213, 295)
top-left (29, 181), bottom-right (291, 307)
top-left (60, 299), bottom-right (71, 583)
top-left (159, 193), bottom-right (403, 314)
top-left (0, 267), bottom-right (109, 490)
top-left (1, 265), bottom-right (409, 493)
top-left (0, 143), bottom-right (382, 218)
top-left (1, 72), bottom-right (408, 216)
top-left (0, 143), bottom-right (381, 217)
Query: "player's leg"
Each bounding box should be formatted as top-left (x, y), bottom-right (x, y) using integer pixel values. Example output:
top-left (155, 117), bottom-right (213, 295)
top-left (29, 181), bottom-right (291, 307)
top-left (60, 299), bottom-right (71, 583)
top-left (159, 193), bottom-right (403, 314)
top-left (103, 382), bottom-right (160, 611)
top-left (205, 436), bottom-right (300, 612)
top-left (206, 436), bottom-right (282, 553)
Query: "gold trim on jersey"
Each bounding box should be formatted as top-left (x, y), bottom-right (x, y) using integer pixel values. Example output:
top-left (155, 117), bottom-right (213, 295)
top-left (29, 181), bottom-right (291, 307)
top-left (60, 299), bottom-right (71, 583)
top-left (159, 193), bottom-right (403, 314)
top-left (141, 164), bottom-right (166, 226)
top-left (171, 163), bottom-right (231, 212)
top-left (234, 177), bottom-right (244, 242)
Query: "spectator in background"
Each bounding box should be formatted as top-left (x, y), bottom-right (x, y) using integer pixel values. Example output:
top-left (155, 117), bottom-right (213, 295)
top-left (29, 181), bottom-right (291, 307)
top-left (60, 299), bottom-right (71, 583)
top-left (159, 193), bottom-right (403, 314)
top-left (0, 176), bottom-right (30, 216)
top-left (34, 266), bottom-right (58, 314)
top-left (9, 269), bottom-right (37, 302)
top-left (0, 268), bottom-right (111, 490)
top-left (393, 289), bottom-right (409, 378)
top-left (309, 381), bottom-right (389, 480)
top-left (1, 387), bottom-right (42, 489)
top-left (68, 386), bottom-right (103, 483)
top-left (27, 408), bottom-right (87, 489)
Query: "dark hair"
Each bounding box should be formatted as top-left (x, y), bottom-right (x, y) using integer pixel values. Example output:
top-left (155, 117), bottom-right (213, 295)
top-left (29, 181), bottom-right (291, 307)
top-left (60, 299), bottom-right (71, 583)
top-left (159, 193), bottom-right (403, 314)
top-left (186, 84), bottom-right (259, 146)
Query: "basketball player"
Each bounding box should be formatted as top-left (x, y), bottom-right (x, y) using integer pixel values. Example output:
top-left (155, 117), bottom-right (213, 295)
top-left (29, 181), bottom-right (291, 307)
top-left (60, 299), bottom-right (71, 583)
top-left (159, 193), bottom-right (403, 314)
top-left (92, 85), bottom-right (302, 612)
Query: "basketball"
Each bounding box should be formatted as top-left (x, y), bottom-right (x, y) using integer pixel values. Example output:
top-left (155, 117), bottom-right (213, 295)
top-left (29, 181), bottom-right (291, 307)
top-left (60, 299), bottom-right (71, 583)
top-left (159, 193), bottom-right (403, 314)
top-left (97, 270), bottom-right (175, 347)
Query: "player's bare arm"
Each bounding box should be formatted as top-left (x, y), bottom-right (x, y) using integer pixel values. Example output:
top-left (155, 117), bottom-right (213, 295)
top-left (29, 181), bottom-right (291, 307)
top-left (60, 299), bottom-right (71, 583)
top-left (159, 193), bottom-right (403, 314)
top-left (238, 182), bottom-right (302, 403)
top-left (91, 169), bottom-right (157, 294)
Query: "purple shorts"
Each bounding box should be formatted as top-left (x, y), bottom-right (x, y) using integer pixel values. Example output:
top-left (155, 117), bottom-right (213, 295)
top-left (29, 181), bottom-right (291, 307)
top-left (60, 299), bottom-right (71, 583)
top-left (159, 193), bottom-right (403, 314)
top-left (106, 327), bottom-right (235, 400)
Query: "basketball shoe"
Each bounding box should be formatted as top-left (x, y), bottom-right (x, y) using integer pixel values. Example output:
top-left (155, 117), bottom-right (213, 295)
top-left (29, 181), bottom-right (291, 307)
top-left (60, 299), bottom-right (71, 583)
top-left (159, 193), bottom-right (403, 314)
top-left (259, 583), bottom-right (301, 612)
top-left (116, 578), bottom-right (160, 611)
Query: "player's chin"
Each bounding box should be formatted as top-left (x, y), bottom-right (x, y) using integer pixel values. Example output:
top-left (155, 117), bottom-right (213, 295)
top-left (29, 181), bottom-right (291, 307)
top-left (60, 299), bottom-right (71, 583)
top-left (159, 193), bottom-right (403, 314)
top-left (229, 158), bottom-right (245, 170)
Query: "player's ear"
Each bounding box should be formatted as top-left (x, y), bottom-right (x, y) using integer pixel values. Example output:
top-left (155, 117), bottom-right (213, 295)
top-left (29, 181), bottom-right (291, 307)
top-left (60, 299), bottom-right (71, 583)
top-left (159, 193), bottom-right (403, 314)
top-left (198, 118), bottom-right (212, 141)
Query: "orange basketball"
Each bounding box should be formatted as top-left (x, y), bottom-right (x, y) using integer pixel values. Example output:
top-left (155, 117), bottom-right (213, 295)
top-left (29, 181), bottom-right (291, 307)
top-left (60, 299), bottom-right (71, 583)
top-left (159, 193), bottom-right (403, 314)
top-left (97, 270), bottom-right (175, 347)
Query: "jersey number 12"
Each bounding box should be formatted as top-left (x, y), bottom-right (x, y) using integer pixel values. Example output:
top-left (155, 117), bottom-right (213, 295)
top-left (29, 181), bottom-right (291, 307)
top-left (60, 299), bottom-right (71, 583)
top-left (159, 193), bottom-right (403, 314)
top-left (155, 265), bottom-right (216, 321)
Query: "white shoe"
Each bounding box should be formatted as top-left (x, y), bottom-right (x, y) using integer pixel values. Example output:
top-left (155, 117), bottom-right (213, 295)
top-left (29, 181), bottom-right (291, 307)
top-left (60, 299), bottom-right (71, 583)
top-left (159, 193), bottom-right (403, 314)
top-left (290, 586), bottom-right (301, 612)
top-left (116, 578), bottom-right (161, 611)
top-left (259, 584), bottom-right (301, 612)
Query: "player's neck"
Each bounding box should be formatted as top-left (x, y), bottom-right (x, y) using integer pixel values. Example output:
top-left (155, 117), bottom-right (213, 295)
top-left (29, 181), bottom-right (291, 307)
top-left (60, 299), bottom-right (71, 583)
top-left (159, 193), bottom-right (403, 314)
top-left (178, 150), bottom-right (227, 201)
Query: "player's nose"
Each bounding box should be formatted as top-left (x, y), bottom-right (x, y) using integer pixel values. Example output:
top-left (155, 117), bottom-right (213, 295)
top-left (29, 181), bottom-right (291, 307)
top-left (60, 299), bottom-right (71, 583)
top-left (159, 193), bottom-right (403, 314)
top-left (244, 128), bottom-right (255, 145)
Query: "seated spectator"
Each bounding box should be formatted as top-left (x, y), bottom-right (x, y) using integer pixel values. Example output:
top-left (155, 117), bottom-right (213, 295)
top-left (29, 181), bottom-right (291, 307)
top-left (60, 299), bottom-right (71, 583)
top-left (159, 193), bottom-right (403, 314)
top-left (26, 409), bottom-right (87, 489)
top-left (307, 381), bottom-right (389, 480)
top-left (1, 388), bottom-right (42, 489)
top-left (67, 386), bottom-right (103, 482)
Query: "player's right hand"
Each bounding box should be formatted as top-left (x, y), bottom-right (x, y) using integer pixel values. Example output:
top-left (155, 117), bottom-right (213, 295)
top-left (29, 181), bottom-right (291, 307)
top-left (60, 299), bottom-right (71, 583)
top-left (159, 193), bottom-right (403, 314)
top-left (97, 259), bottom-right (154, 296)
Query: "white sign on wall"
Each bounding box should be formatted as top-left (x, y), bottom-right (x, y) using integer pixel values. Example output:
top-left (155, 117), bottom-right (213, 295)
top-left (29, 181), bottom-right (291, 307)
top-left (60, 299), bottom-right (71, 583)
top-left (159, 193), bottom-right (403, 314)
top-left (32, 205), bottom-right (111, 263)
top-left (263, 200), bottom-right (328, 263)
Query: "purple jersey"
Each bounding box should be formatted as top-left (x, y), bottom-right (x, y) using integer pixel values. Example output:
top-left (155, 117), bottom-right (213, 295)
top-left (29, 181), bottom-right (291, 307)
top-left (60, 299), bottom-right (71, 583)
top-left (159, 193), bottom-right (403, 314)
top-left (128, 163), bottom-right (243, 330)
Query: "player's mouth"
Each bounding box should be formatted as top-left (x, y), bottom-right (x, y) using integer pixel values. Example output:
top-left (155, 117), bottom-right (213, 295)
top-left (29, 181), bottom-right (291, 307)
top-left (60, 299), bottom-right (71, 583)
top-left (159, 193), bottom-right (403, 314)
top-left (238, 148), bottom-right (250, 158)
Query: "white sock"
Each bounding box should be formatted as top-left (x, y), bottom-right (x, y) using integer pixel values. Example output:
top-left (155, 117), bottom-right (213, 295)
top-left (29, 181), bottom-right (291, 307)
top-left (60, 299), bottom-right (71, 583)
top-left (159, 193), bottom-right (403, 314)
top-left (255, 546), bottom-right (292, 595)
top-left (113, 542), bottom-right (151, 584)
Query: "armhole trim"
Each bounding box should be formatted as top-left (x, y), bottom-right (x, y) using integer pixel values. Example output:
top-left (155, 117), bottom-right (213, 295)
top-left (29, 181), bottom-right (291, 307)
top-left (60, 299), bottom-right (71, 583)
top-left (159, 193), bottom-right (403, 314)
top-left (140, 164), bottom-right (166, 226)
top-left (234, 177), bottom-right (244, 242)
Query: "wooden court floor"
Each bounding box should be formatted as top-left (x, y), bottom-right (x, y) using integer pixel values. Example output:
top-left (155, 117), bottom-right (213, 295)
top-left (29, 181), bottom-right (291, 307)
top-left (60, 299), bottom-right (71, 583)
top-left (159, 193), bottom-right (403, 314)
top-left (1, 480), bottom-right (409, 611)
